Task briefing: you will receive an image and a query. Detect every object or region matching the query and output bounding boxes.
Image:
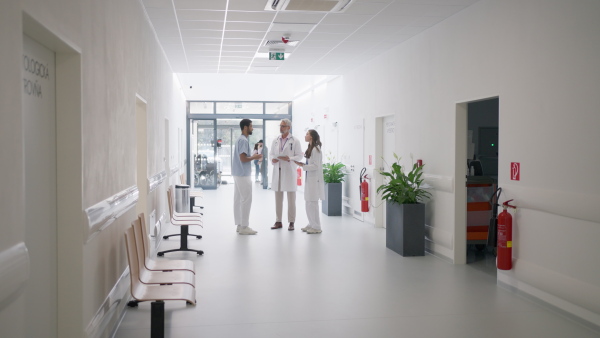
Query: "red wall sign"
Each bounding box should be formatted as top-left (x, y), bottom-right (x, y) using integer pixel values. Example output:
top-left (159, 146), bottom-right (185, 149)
top-left (511, 162), bottom-right (520, 181)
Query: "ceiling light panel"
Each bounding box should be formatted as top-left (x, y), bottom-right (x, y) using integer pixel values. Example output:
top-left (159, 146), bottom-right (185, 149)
top-left (174, 0), bottom-right (227, 10)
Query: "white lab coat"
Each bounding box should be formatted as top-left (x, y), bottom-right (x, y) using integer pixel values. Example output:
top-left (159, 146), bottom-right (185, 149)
top-left (270, 134), bottom-right (304, 192)
top-left (302, 146), bottom-right (325, 201)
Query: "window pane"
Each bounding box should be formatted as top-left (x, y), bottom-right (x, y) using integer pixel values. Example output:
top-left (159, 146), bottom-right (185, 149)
top-left (265, 102), bottom-right (290, 114)
top-left (216, 102), bottom-right (263, 114)
top-left (190, 102), bottom-right (214, 114)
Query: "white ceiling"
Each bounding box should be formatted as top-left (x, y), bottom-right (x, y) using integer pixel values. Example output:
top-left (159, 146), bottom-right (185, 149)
top-left (142, 0), bottom-right (480, 75)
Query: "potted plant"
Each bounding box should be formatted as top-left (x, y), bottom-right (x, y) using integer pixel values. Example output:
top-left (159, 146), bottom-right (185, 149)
top-left (322, 157), bottom-right (346, 216)
top-left (377, 154), bottom-right (431, 256)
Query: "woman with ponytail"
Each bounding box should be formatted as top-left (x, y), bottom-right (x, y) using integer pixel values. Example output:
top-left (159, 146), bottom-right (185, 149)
top-left (294, 129), bottom-right (325, 234)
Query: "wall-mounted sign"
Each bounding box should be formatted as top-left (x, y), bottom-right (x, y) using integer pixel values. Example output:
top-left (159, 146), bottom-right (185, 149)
top-left (511, 162), bottom-right (520, 181)
top-left (269, 52), bottom-right (284, 60)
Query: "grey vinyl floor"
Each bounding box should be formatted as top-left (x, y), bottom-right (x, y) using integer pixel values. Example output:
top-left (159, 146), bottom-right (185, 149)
top-left (114, 182), bottom-right (599, 338)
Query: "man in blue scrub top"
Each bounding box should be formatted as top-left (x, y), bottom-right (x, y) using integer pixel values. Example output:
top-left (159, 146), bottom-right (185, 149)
top-left (233, 119), bottom-right (263, 235)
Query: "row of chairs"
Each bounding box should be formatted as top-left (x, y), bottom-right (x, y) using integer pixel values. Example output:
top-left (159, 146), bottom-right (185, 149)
top-left (123, 185), bottom-right (204, 337)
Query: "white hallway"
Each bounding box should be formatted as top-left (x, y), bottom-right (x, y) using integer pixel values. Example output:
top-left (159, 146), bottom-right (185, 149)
top-left (115, 184), bottom-right (598, 337)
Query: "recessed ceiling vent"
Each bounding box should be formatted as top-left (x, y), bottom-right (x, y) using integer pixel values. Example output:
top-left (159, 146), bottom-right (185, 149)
top-left (265, 39), bottom-right (299, 47)
top-left (265, 0), bottom-right (353, 13)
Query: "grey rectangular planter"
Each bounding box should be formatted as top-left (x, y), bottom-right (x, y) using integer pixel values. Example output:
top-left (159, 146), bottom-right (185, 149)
top-left (386, 201), bottom-right (425, 256)
top-left (322, 182), bottom-right (342, 216)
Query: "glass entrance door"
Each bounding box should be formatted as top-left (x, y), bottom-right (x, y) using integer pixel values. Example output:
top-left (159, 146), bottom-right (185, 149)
top-left (216, 119), bottom-right (263, 182)
top-left (190, 120), bottom-right (219, 189)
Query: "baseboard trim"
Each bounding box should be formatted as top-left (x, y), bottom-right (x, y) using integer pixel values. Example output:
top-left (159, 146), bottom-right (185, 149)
top-left (498, 279), bottom-right (600, 334)
top-left (85, 267), bottom-right (130, 338)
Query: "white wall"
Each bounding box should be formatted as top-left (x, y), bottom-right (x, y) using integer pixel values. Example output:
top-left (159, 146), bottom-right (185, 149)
top-left (0, 1), bottom-right (27, 336)
top-left (292, 0), bottom-right (600, 328)
top-left (0, 0), bottom-right (188, 336)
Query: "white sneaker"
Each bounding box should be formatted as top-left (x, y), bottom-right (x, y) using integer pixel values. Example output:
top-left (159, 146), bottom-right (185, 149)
top-left (306, 228), bottom-right (322, 234)
top-left (301, 226), bottom-right (311, 232)
top-left (238, 227), bottom-right (258, 235)
top-left (236, 225), bottom-right (241, 232)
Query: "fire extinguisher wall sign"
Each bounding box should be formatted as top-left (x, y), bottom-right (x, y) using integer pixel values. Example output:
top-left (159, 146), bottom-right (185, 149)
top-left (497, 199), bottom-right (517, 270)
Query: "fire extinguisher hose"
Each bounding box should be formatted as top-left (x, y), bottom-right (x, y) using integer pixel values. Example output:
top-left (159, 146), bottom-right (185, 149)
top-left (487, 187), bottom-right (502, 248)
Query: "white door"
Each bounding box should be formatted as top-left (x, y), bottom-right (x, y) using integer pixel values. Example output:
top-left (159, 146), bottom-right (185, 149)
top-left (22, 34), bottom-right (57, 338)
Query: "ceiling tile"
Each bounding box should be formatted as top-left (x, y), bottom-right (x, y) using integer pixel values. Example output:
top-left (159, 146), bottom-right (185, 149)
top-left (222, 45), bottom-right (258, 52)
top-left (174, 0), bottom-right (227, 10)
top-left (367, 14), bottom-right (416, 26)
top-left (227, 11), bottom-right (276, 23)
top-left (410, 15), bottom-right (446, 26)
top-left (343, 2), bottom-right (389, 15)
top-left (225, 21), bottom-right (271, 31)
top-left (158, 37), bottom-right (183, 44)
top-left (142, 0), bottom-right (172, 9)
top-left (221, 38), bottom-right (262, 46)
top-left (181, 30), bottom-right (223, 38)
top-left (228, 0), bottom-right (270, 11)
top-left (273, 12), bottom-right (327, 24)
top-left (312, 24), bottom-right (360, 34)
top-left (224, 31), bottom-right (265, 39)
top-left (221, 51), bottom-right (256, 58)
top-left (320, 14), bottom-right (372, 25)
top-left (177, 10), bottom-right (226, 21)
top-left (187, 50), bottom-right (220, 57)
top-left (183, 37), bottom-right (222, 44)
top-left (145, 7), bottom-right (175, 19)
top-left (307, 32), bottom-right (352, 41)
top-left (179, 21), bottom-right (224, 30)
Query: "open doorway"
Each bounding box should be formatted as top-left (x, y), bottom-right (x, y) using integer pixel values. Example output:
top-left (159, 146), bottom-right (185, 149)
top-left (466, 98), bottom-right (499, 275)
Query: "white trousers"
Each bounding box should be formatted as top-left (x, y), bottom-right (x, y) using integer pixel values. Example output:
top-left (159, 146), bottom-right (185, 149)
top-left (305, 201), bottom-right (321, 230)
top-left (275, 168), bottom-right (296, 222)
top-left (233, 175), bottom-right (252, 228)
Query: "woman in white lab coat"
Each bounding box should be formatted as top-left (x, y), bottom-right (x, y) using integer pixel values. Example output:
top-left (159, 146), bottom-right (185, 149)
top-left (295, 129), bottom-right (325, 234)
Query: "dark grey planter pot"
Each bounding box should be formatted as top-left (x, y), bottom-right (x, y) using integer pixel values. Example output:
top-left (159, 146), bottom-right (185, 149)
top-left (386, 201), bottom-right (425, 256)
top-left (322, 182), bottom-right (342, 216)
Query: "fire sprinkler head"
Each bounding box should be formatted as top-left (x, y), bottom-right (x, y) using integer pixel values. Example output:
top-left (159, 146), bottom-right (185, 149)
top-left (282, 36), bottom-right (290, 44)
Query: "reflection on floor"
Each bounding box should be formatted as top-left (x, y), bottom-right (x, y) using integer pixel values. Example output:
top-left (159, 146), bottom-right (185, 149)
top-left (466, 244), bottom-right (497, 277)
top-left (114, 184), bottom-right (598, 338)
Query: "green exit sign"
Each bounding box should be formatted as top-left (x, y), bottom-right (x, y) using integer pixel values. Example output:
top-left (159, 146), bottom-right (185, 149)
top-left (269, 52), bottom-right (285, 60)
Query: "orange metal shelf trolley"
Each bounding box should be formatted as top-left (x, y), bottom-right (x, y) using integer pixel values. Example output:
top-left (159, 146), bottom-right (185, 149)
top-left (466, 177), bottom-right (496, 247)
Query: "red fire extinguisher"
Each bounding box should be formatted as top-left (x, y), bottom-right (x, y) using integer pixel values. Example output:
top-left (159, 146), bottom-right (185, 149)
top-left (360, 168), bottom-right (369, 212)
top-left (297, 166), bottom-right (302, 186)
top-left (497, 199), bottom-right (517, 270)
